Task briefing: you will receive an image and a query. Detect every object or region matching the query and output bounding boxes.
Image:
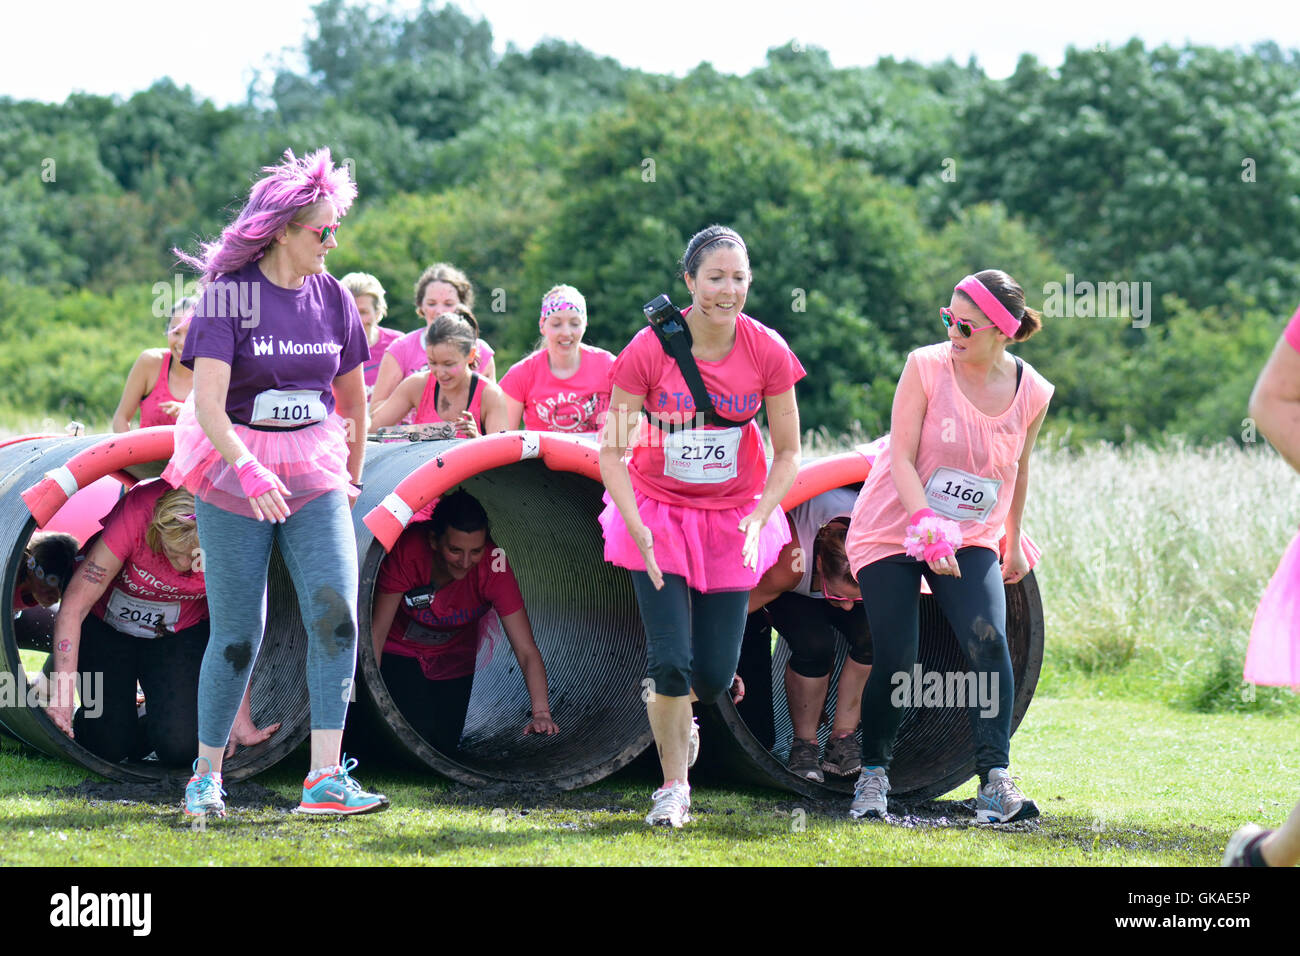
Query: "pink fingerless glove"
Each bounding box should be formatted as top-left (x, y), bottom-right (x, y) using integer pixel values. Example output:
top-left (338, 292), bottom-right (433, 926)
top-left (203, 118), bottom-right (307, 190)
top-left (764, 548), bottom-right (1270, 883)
top-left (236, 458), bottom-right (283, 499)
top-left (904, 507), bottom-right (962, 562)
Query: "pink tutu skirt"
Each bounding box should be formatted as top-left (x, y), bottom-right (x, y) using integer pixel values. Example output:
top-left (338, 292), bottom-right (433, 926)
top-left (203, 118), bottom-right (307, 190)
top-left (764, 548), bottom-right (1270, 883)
top-left (162, 398), bottom-right (351, 518)
top-left (1244, 530), bottom-right (1300, 690)
top-left (599, 490), bottom-right (790, 592)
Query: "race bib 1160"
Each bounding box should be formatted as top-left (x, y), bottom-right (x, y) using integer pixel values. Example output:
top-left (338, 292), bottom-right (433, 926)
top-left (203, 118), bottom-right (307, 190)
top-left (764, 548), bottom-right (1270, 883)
top-left (923, 466), bottom-right (1001, 523)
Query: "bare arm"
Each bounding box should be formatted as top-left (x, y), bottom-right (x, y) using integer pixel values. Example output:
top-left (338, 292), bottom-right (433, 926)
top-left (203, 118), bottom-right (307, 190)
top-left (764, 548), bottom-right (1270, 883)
top-left (499, 607), bottom-right (556, 734)
top-left (46, 539), bottom-right (123, 736)
top-left (110, 351), bottom-right (162, 433)
top-left (370, 590), bottom-right (402, 662)
top-left (332, 363), bottom-right (367, 484)
top-left (1250, 334), bottom-right (1300, 472)
top-left (747, 516), bottom-right (802, 613)
top-left (887, 355), bottom-right (931, 518)
top-left (599, 385), bottom-right (661, 588)
top-left (736, 386), bottom-right (801, 570)
top-left (370, 352), bottom-right (405, 407)
top-left (193, 357), bottom-right (288, 522)
top-left (1001, 401), bottom-right (1050, 583)
top-left (500, 396), bottom-right (525, 432)
top-left (369, 375), bottom-right (423, 431)
top-left (479, 381), bottom-right (509, 434)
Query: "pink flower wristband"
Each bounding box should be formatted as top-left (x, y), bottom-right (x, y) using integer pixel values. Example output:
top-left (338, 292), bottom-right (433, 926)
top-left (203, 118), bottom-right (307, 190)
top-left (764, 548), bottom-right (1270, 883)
top-left (904, 507), bottom-right (963, 562)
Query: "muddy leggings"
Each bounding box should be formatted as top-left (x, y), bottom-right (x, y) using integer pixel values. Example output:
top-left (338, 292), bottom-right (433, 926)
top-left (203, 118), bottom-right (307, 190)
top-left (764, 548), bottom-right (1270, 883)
top-left (194, 491), bottom-right (359, 749)
top-left (855, 547), bottom-right (1014, 777)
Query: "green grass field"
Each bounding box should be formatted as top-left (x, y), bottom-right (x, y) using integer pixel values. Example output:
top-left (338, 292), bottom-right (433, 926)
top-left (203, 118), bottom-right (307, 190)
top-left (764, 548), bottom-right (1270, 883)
top-left (2, 434), bottom-right (1297, 865)
top-left (1, 692), bottom-right (1293, 866)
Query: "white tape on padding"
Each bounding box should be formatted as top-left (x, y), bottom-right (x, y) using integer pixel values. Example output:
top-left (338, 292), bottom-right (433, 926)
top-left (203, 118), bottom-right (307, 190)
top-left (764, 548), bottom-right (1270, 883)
top-left (380, 492), bottom-right (415, 528)
top-left (47, 465), bottom-right (79, 498)
top-left (520, 433), bottom-right (541, 460)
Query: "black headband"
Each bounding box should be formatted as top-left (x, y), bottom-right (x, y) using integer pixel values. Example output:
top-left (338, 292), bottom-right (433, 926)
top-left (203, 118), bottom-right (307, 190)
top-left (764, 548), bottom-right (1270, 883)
top-left (686, 232), bottom-right (747, 273)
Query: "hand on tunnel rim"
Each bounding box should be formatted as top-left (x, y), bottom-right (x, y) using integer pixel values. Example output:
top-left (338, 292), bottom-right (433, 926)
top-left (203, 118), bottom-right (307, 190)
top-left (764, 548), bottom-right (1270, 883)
top-left (524, 713), bottom-right (559, 735)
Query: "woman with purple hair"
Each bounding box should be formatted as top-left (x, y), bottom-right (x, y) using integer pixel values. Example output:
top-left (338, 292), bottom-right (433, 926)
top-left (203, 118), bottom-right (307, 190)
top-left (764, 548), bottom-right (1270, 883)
top-left (164, 148), bottom-right (388, 819)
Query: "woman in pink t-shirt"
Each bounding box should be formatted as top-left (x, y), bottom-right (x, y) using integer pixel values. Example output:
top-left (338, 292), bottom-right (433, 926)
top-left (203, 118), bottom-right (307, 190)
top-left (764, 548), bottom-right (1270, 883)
top-left (1223, 304), bottom-right (1300, 867)
top-left (370, 262), bottom-right (496, 407)
top-left (369, 308), bottom-right (508, 438)
top-left (599, 225), bottom-right (805, 828)
top-left (369, 490), bottom-right (557, 753)
top-left (340, 272), bottom-right (403, 398)
top-left (111, 298), bottom-right (196, 431)
top-left (844, 269), bottom-right (1052, 826)
top-left (500, 285), bottom-right (615, 433)
top-left (44, 481), bottom-right (277, 766)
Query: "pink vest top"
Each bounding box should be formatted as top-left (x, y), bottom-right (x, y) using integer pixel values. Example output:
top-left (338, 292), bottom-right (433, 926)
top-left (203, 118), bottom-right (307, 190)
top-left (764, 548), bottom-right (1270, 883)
top-left (847, 343), bottom-right (1054, 573)
top-left (139, 351), bottom-right (180, 428)
top-left (413, 372), bottom-right (486, 431)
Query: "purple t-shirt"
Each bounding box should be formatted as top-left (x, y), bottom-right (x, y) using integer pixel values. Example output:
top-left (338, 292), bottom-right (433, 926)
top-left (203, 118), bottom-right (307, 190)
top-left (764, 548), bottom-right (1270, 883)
top-left (183, 261), bottom-right (369, 423)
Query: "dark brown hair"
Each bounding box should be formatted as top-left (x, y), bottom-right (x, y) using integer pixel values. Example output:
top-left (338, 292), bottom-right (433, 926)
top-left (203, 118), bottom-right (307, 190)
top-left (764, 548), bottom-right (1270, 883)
top-left (954, 269), bottom-right (1042, 343)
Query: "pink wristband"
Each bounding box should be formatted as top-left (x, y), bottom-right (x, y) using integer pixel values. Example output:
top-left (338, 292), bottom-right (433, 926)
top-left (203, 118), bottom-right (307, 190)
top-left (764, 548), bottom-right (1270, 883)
top-left (236, 459), bottom-right (281, 499)
top-left (909, 507), bottom-right (937, 526)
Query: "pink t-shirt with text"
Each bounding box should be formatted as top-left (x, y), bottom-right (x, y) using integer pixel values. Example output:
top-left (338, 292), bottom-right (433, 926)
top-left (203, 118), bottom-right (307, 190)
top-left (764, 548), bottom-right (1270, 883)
top-left (1284, 303), bottom-right (1300, 353)
top-left (499, 345), bottom-right (615, 432)
top-left (612, 311), bottom-right (805, 510)
top-left (91, 480), bottom-right (208, 636)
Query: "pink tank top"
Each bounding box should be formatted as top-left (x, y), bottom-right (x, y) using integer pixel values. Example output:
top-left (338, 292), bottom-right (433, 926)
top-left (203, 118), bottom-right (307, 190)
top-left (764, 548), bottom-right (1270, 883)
top-left (139, 351), bottom-right (180, 428)
top-left (414, 372), bottom-right (486, 430)
top-left (847, 343), bottom-right (1053, 573)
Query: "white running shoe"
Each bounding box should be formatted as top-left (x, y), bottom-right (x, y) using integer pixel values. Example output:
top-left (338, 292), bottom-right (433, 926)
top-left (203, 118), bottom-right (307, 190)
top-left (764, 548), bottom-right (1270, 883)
top-left (646, 782), bottom-right (692, 828)
top-left (848, 767), bottom-right (889, 820)
top-left (687, 717), bottom-right (700, 769)
top-left (976, 767), bottom-right (1039, 824)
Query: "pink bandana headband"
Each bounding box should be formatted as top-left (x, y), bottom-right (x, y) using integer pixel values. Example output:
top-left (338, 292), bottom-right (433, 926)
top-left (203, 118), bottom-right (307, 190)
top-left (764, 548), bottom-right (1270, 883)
top-left (540, 286), bottom-right (587, 321)
top-left (955, 275), bottom-right (1021, 338)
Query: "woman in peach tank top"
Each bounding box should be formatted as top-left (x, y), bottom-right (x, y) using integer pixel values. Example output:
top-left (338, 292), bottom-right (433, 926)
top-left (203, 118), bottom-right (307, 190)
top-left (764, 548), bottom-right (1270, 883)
top-left (845, 269), bottom-right (1053, 826)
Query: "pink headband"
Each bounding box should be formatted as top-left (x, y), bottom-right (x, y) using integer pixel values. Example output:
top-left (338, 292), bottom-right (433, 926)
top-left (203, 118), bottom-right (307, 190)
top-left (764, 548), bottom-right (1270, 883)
top-left (540, 289), bottom-right (586, 321)
top-left (955, 275), bottom-right (1021, 338)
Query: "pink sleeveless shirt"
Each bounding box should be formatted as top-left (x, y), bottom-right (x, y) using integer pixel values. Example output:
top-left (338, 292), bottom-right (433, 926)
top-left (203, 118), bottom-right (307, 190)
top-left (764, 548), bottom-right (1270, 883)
top-left (847, 343), bottom-right (1053, 574)
top-left (413, 371), bottom-right (487, 430)
top-left (138, 351), bottom-right (181, 428)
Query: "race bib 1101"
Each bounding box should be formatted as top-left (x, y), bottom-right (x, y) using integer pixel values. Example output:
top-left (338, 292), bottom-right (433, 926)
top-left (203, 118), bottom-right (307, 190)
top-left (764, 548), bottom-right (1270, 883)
top-left (249, 388), bottom-right (326, 427)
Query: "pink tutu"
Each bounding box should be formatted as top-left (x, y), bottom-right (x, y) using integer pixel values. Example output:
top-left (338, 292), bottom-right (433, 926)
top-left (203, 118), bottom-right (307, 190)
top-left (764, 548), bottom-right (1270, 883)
top-left (162, 397), bottom-right (351, 518)
top-left (599, 490), bottom-right (790, 592)
top-left (1244, 530), bottom-right (1300, 690)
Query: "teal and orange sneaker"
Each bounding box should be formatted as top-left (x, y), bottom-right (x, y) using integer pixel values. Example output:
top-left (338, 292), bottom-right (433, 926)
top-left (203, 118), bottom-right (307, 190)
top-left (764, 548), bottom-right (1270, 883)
top-left (183, 757), bottom-right (226, 819)
top-left (296, 755), bottom-right (390, 816)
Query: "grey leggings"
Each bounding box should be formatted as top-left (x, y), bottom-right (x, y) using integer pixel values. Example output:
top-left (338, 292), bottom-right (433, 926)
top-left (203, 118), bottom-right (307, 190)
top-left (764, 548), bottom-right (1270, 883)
top-left (195, 491), bottom-right (359, 748)
top-left (630, 572), bottom-right (749, 702)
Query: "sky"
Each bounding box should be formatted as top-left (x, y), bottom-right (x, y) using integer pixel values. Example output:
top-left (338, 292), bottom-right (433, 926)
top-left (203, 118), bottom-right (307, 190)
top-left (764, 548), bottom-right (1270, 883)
top-left (5, 0), bottom-right (1297, 106)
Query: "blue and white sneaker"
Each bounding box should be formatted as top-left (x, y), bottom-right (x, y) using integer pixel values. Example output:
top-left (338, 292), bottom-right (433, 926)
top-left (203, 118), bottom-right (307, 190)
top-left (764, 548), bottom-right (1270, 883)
top-left (848, 766), bottom-right (889, 820)
top-left (296, 755), bottom-right (390, 816)
top-left (976, 767), bottom-right (1039, 824)
top-left (183, 757), bottom-right (226, 819)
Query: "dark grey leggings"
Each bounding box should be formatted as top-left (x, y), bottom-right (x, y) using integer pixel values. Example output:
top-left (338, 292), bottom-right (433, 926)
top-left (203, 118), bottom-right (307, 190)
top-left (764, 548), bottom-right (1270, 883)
top-left (630, 572), bottom-right (749, 702)
top-left (855, 547), bottom-right (1014, 777)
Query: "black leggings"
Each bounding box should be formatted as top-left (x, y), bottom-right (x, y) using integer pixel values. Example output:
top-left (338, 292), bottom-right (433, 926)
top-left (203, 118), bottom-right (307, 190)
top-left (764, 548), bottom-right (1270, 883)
top-left (380, 654), bottom-right (474, 754)
top-left (72, 613), bottom-right (209, 767)
top-left (630, 572), bottom-right (750, 702)
top-left (763, 591), bottom-right (873, 678)
top-left (855, 547), bottom-right (1014, 776)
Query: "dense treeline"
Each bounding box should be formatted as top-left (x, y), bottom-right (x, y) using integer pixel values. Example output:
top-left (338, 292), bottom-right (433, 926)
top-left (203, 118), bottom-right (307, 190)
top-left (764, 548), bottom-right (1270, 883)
top-left (3, 0), bottom-right (1298, 444)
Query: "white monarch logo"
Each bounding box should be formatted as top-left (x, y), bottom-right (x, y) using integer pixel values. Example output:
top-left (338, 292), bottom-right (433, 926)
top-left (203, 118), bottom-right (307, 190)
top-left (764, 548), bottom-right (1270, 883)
top-left (251, 337), bottom-right (274, 357)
